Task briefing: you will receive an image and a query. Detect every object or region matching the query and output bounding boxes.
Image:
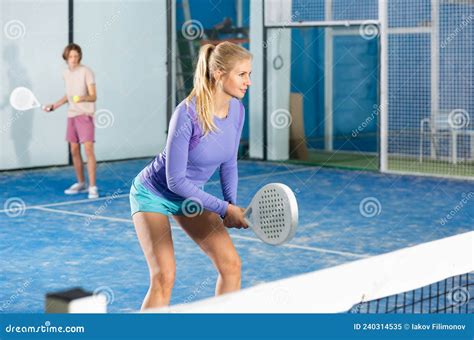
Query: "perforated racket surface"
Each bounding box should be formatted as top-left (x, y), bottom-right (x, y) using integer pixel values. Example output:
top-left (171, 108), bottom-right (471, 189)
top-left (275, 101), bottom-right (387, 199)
top-left (10, 87), bottom-right (41, 111)
top-left (244, 183), bottom-right (298, 245)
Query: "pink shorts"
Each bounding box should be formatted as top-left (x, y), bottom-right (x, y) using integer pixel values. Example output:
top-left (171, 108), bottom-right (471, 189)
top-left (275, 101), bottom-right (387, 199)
top-left (66, 115), bottom-right (95, 143)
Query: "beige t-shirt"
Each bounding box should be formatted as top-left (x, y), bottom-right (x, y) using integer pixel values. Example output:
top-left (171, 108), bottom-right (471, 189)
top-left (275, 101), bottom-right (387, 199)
top-left (63, 65), bottom-right (96, 117)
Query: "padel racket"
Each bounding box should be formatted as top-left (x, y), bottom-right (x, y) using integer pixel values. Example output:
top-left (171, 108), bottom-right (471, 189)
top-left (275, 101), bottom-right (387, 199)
top-left (244, 183), bottom-right (298, 245)
top-left (10, 87), bottom-right (49, 111)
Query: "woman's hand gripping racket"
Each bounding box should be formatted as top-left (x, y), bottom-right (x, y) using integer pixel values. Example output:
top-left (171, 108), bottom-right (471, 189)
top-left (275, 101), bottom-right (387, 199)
top-left (243, 183), bottom-right (298, 245)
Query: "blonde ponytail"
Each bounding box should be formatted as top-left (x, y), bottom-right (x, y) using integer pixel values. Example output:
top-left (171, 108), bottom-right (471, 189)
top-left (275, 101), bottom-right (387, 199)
top-left (187, 44), bottom-right (217, 135)
top-left (186, 41), bottom-right (252, 135)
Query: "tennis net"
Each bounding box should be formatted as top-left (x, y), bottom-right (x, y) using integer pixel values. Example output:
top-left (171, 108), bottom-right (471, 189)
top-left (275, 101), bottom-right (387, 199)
top-left (147, 231), bottom-right (473, 313)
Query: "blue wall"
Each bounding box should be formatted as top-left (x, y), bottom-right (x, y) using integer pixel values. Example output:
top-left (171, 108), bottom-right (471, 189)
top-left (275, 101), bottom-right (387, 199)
top-left (291, 28), bottom-right (326, 149)
top-left (176, 0), bottom-right (250, 141)
top-left (177, 0), bottom-right (380, 152)
top-left (332, 35), bottom-right (379, 152)
top-left (177, 0), bottom-right (473, 158)
top-left (291, 28), bottom-right (379, 153)
top-left (176, 0), bottom-right (239, 29)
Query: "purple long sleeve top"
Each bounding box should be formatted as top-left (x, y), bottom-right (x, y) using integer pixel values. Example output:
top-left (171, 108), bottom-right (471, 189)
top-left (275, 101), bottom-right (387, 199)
top-left (138, 97), bottom-right (245, 217)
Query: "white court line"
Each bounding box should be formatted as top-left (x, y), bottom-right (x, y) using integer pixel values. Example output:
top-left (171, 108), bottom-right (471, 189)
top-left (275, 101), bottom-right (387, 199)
top-left (2, 195), bottom-right (129, 212)
top-left (0, 166), bottom-right (315, 214)
top-left (34, 207), bottom-right (132, 224)
top-left (226, 234), bottom-right (368, 259)
top-left (32, 206), bottom-right (368, 259)
top-left (299, 221), bottom-right (320, 228)
top-left (209, 166), bottom-right (316, 183)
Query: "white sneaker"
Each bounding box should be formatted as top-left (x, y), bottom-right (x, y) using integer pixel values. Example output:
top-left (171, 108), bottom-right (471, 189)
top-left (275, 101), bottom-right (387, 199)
top-left (64, 182), bottom-right (87, 195)
top-left (88, 186), bottom-right (99, 199)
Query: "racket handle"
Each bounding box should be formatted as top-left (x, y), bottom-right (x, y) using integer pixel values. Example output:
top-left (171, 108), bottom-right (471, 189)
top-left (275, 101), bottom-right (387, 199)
top-left (243, 207), bottom-right (253, 229)
top-left (243, 207), bottom-right (251, 219)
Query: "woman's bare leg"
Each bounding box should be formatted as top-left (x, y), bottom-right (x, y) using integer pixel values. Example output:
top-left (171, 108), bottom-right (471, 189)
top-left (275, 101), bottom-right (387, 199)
top-left (133, 212), bottom-right (176, 310)
top-left (173, 211), bottom-right (241, 295)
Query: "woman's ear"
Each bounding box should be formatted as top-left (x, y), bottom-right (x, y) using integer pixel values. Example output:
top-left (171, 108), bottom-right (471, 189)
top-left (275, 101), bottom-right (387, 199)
top-left (213, 69), bottom-right (223, 82)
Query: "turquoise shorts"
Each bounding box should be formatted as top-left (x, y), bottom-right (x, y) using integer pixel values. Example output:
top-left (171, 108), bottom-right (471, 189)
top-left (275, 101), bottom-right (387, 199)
top-left (129, 176), bottom-right (185, 216)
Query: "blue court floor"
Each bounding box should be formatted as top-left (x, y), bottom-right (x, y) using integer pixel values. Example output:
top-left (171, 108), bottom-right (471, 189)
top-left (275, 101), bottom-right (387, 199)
top-left (0, 159), bottom-right (472, 312)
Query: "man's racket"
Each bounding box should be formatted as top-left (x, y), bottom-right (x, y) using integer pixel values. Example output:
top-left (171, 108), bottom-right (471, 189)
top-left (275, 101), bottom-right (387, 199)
top-left (244, 183), bottom-right (298, 245)
top-left (10, 87), bottom-right (49, 112)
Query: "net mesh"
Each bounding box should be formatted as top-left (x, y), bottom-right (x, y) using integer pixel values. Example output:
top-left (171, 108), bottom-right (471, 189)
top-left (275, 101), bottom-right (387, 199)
top-left (291, 0), bottom-right (325, 22)
top-left (148, 232), bottom-right (473, 314)
top-left (263, 1), bottom-right (474, 179)
top-left (268, 0), bottom-right (378, 25)
top-left (291, 0), bottom-right (379, 22)
top-left (387, 0), bottom-right (474, 178)
top-left (350, 272), bottom-right (473, 313)
top-left (332, 0), bottom-right (378, 21)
